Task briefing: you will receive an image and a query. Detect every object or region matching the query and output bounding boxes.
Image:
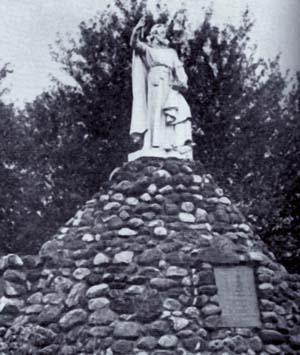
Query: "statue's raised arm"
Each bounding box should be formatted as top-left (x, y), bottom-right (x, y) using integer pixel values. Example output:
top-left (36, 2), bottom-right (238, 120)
top-left (129, 18), bottom-right (193, 161)
top-left (130, 16), bottom-right (146, 49)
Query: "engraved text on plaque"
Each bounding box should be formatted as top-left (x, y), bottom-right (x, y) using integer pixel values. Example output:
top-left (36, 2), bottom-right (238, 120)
top-left (214, 265), bottom-right (261, 327)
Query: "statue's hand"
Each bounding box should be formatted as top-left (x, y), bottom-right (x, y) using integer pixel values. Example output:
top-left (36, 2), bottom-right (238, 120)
top-left (136, 16), bottom-right (146, 29)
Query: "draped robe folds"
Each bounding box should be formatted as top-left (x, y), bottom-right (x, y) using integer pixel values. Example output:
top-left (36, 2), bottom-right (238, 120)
top-left (130, 42), bottom-right (192, 153)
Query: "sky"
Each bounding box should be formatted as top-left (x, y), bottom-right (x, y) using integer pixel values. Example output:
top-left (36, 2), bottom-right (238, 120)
top-left (0, 0), bottom-right (299, 107)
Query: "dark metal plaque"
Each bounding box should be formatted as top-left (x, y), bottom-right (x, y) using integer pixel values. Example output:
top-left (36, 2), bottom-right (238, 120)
top-left (214, 265), bottom-right (261, 327)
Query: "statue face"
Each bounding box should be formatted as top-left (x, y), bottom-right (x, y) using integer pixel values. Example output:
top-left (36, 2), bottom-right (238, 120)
top-left (156, 27), bottom-right (167, 40)
top-left (150, 25), bottom-right (167, 44)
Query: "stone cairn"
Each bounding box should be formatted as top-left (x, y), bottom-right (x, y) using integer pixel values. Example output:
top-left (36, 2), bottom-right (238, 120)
top-left (1, 157), bottom-right (300, 355)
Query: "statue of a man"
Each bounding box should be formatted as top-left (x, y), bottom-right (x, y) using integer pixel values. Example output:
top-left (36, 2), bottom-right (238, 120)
top-left (129, 16), bottom-right (193, 160)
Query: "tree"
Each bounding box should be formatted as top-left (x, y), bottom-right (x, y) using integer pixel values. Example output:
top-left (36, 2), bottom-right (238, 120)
top-left (2, 0), bottom-right (299, 272)
top-left (263, 73), bottom-right (300, 271)
top-left (0, 63), bottom-right (39, 253)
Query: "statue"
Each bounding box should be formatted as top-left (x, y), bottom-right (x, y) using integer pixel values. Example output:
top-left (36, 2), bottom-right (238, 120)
top-left (128, 16), bottom-right (193, 161)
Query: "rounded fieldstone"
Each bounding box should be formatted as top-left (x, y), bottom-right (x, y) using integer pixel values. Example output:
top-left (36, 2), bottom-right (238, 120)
top-left (128, 218), bottom-right (144, 228)
top-left (113, 251), bottom-right (134, 264)
top-left (60, 345), bottom-right (77, 355)
top-left (59, 309), bottom-right (88, 330)
top-left (110, 295), bottom-right (135, 314)
top-left (149, 219), bottom-right (164, 227)
top-left (181, 164), bottom-right (193, 174)
top-left (113, 321), bottom-right (142, 339)
top-left (99, 194), bottom-right (109, 202)
top-left (25, 304), bottom-right (43, 314)
top-left (201, 304), bottom-right (221, 316)
top-left (119, 210), bottom-right (130, 220)
top-left (159, 185), bottom-right (173, 194)
top-left (36, 344), bottom-right (60, 354)
top-left (153, 169), bottom-right (171, 180)
top-left (164, 161), bottom-right (180, 174)
top-left (118, 228), bottom-right (138, 237)
top-left (208, 339), bottom-right (224, 351)
top-left (125, 197), bottom-right (139, 206)
top-left (107, 216), bottom-right (124, 229)
top-left (249, 336), bottom-right (263, 352)
top-left (6, 254), bottom-right (24, 267)
top-left (0, 297), bottom-right (24, 314)
top-left (182, 335), bottom-right (203, 352)
top-left (192, 174), bottom-right (202, 184)
top-left (93, 253), bottom-right (110, 265)
top-left (166, 266), bottom-right (188, 277)
top-left (43, 293), bottom-right (64, 305)
top-left (3, 270), bottom-right (26, 283)
top-left (204, 315), bottom-right (222, 330)
top-left (87, 284), bottom-right (109, 298)
top-left (259, 330), bottom-right (285, 344)
top-left (53, 276), bottom-right (74, 293)
top-left (147, 321), bottom-right (170, 338)
top-left (170, 317), bottom-right (190, 331)
top-left (115, 180), bottom-right (134, 192)
top-left (104, 202), bottom-right (121, 211)
top-left (290, 334), bottom-right (300, 349)
top-left (125, 285), bottom-right (145, 295)
top-left (136, 291), bottom-right (163, 323)
top-left (37, 305), bottom-right (62, 326)
top-left (257, 266), bottom-right (275, 276)
top-left (112, 340), bottom-right (133, 354)
top-left (154, 226), bottom-right (167, 238)
top-left (140, 193), bottom-right (152, 202)
top-left (219, 197), bottom-right (231, 205)
top-left (198, 270), bottom-right (215, 285)
top-left (138, 248), bottom-right (163, 266)
top-left (88, 297), bottom-right (110, 311)
top-left (112, 193), bottom-right (124, 202)
top-left (181, 202), bottom-right (195, 212)
top-left (163, 298), bottom-right (182, 311)
top-left (178, 212), bottom-right (196, 223)
top-left (158, 335), bottom-right (178, 349)
top-left (66, 283), bottom-right (86, 308)
top-left (147, 184), bottom-right (158, 195)
top-left (262, 311), bottom-right (280, 323)
top-left (27, 292), bottom-right (43, 304)
top-left (185, 307), bottom-right (200, 318)
top-left (265, 345), bottom-right (281, 354)
top-left (165, 203), bottom-right (179, 215)
top-left (150, 278), bottom-right (177, 290)
top-left (4, 281), bottom-right (26, 296)
top-left (182, 276), bottom-right (192, 286)
top-left (195, 208), bottom-right (208, 222)
top-left (82, 233), bottom-right (94, 242)
top-left (89, 308), bottom-right (117, 325)
top-left (73, 268), bottom-right (91, 280)
top-left (173, 173), bottom-right (192, 186)
top-left (89, 326), bottom-right (112, 338)
top-left (138, 336), bottom-right (157, 350)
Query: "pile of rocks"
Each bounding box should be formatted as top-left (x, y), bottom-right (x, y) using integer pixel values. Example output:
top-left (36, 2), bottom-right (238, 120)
top-left (0, 158), bottom-right (300, 354)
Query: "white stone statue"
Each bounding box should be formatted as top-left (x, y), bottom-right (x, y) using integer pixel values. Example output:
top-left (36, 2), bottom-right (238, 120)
top-left (128, 16), bottom-right (193, 161)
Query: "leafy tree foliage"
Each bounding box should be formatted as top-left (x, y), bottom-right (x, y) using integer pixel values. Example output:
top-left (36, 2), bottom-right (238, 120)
top-left (0, 1), bottom-right (299, 272)
top-left (0, 63), bottom-right (43, 253)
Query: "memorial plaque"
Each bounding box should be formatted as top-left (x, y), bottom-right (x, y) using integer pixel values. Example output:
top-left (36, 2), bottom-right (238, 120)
top-left (214, 265), bottom-right (261, 327)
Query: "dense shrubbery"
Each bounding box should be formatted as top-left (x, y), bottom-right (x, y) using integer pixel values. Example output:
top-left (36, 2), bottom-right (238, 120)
top-left (0, 0), bottom-right (299, 272)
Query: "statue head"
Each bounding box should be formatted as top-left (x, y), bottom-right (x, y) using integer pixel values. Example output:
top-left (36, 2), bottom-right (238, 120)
top-left (147, 24), bottom-right (169, 47)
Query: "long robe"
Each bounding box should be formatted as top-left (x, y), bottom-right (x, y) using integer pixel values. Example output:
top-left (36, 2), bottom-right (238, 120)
top-left (130, 42), bottom-right (192, 152)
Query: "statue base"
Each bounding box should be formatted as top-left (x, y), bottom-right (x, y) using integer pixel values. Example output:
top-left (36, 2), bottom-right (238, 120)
top-left (128, 146), bottom-right (193, 162)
